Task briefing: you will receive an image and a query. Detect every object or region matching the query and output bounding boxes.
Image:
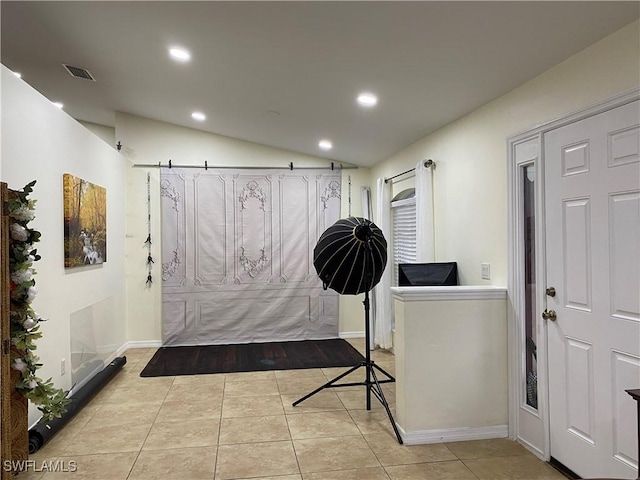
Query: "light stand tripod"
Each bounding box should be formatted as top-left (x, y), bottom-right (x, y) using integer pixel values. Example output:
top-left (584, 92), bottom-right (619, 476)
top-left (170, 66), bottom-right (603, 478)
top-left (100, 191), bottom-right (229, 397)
top-left (293, 233), bottom-right (403, 444)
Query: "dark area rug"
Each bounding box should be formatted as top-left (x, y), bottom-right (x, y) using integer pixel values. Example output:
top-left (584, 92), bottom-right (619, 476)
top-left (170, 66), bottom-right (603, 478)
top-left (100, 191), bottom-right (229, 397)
top-left (139, 338), bottom-right (365, 377)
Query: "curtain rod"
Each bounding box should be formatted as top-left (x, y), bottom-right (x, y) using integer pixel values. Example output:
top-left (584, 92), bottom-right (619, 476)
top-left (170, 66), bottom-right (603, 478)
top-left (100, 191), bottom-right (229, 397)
top-left (384, 159), bottom-right (434, 183)
top-left (131, 160), bottom-right (357, 171)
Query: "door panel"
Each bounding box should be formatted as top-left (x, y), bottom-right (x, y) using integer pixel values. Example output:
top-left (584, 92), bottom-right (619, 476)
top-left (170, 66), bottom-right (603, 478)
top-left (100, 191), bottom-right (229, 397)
top-left (562, 198), bottom-right (592, 311)
top-left (545, 100), bottom-right (640, 478)
top-left (609, 192), bottom-right (640, 321)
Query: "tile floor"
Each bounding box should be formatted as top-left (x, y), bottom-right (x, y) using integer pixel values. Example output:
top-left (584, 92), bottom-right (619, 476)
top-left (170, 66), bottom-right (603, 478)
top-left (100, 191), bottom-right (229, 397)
top-left (22, 339), bottom-right (567, 479)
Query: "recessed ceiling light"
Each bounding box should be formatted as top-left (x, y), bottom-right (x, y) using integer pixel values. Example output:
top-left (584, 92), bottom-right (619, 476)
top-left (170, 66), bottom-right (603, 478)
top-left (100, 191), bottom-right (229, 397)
top-left (191, 111), bottom-right (206, 121)
top-left (52, 102), bottom-right (64, 109)
top-left (318, 140), bottom-right (333, 151)
top-left (357, 92), bottom-right (378, 107)
top-left (12, 71), bottom-right (21, 78)
top-left (169, 47), bottom-right (191, 62)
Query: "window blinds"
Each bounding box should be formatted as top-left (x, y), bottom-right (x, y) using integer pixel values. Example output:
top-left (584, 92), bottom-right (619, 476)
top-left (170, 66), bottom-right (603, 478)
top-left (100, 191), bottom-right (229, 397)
top-left (392, 198), bottom-right (417, 286)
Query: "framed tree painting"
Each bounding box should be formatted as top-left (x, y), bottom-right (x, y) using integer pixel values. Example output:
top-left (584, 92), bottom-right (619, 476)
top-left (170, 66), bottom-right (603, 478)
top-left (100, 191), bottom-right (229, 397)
top-left (63, 174), bottom-right (107, 268)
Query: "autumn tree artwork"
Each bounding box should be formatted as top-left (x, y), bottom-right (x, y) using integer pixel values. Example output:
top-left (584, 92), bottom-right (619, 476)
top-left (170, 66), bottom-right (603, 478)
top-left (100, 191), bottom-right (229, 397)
top-left (63, 174), bottom-right (107, 268)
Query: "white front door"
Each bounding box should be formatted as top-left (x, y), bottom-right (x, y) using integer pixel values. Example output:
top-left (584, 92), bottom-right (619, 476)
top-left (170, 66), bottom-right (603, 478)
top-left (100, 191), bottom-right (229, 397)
top-left (544, 100), bottom-right (640, 478)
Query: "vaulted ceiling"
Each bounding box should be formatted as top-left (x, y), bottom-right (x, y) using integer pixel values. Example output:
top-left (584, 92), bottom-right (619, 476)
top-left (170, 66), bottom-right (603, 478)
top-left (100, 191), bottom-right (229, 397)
top-left (2, 1), bottom-right (638, 166)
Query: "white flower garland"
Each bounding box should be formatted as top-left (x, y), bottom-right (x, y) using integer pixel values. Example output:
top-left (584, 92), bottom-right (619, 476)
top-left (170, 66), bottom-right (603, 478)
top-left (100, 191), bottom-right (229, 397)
top-left (8, 181), bottom-right (69, 421)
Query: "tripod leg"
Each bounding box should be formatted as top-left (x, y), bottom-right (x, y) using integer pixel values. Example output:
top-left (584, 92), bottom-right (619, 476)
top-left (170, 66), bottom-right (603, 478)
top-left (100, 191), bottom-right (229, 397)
top-left (372, 362), bottom-right (395, 382)
top-left (364, 290), bottom-right (372, 411)
top-left (292, 362), bottom-right (364, 407)
top-left (369, 365), bottom-right (404, 445)
top-left (366, 359), bottom-right (372, 410)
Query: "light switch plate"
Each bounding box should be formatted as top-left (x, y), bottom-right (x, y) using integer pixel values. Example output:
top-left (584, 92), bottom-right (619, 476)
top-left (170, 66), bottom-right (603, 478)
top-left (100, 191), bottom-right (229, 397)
top-left (481, 263), bottom-right (490, 280)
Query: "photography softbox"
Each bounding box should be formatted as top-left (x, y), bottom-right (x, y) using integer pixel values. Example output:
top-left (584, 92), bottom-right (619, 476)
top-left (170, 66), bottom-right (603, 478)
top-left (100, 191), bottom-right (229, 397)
top-left (313, 217), bottom-right (387, 295)
top-left (294, 216), bottom-right (403, 444)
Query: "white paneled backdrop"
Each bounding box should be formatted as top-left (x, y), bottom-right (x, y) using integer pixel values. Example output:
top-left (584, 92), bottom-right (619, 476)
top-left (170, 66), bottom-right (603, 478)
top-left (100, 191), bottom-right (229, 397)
top-left (160, 168), bottom-right (341, 345)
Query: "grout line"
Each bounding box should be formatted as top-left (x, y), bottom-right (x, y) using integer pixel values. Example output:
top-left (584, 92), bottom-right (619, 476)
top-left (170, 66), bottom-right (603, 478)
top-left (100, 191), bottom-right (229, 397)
top-left (212, 375), bottom-right (226, 480)
top-left (284, 406), bottom-right (303, 477)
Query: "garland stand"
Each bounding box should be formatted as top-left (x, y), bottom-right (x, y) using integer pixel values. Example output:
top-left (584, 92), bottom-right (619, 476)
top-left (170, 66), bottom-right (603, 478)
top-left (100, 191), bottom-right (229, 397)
top-left (1, 182), bottom-right (29, 477)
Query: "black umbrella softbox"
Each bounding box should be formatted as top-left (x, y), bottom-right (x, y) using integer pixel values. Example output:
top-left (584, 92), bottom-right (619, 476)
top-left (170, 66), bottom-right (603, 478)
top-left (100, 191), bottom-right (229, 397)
top-left (313, 217), bottom-right (387, 295)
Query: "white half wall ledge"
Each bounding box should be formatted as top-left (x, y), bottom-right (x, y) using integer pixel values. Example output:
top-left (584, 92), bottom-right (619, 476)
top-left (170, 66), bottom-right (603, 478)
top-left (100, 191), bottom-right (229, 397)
top-left (397, 424), bottom-right (509, 445)
top-left (391, 285), bottom-right (507, 301)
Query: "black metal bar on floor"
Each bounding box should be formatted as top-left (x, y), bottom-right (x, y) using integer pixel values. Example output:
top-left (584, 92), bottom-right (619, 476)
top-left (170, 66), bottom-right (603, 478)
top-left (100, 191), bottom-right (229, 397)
top-left (28, 356), bottom-right (127, 453)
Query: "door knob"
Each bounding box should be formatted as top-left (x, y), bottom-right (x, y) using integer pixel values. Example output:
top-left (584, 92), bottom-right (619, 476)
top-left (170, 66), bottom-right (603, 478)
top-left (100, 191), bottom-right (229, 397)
top-left (542, 309), bottom-right (557, 321)
top-left (546, 286), bottom-right (556, 297)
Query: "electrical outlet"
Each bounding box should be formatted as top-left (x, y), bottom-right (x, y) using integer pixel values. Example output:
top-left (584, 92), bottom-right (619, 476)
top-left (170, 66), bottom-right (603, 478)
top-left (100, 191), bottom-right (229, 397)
top-left (60, 358), bottom-right (66, 376)
top-left (481, 263), bottom-right (491, 280)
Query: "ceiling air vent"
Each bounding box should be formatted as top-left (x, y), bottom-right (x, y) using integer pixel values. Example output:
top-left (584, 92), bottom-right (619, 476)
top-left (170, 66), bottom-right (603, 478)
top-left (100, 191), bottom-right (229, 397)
top-left (62, 64), bottom-right (95, 81)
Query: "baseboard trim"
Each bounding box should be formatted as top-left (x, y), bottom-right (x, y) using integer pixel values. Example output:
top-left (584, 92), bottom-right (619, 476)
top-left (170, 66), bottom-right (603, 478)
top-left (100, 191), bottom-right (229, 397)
top-left (116, 340), bottom-right (162, 357)
top-left (338, 330), bottom-right (364, 338)
top-left (517, 435), bottom-right (545, 460)
top-left (339, 331), bottom-right (365, 339)
top-left (397, 424), bottom-right (509, 445)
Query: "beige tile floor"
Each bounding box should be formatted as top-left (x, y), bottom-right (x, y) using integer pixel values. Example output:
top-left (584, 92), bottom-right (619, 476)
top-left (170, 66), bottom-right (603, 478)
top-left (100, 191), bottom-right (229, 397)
top-left (22, 339), bottom-right (567, 480)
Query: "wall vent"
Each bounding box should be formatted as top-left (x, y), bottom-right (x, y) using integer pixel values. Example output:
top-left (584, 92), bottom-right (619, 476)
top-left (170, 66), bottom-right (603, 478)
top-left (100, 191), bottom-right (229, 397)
top-left (62, 64), bottom-right (95, 81)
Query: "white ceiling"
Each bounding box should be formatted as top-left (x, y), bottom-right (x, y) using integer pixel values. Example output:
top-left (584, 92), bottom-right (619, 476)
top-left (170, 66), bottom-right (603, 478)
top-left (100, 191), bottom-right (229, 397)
top-left (2, 1), bottom-right (638, 167)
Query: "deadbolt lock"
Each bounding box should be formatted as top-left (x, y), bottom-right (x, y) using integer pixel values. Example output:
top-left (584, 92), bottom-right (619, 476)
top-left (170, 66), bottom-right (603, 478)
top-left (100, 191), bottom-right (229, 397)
top-left (542, 309), bottom-right (557, 321)
top-left (546, 286), bottom-right (556, 297)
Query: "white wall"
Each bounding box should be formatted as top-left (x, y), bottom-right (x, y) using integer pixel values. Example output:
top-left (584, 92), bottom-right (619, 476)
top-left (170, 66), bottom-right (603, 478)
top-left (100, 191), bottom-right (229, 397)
top-left (78, 121), bottom-right (116, 149)
top-left (372, 19), bottom-right (640, 287)
top-left (115, 112), bottom-right (369, 342)
top-left (1, 66), bottom-right (128, 425)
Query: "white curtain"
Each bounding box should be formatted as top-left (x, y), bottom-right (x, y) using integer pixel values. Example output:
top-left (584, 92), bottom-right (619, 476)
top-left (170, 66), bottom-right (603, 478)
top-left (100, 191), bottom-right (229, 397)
top-left (373, 177), bottom-right (393, 349)
top-left (161, 168), bottom-right (342, 346)
top-left (415, 160), bottom-right (435, 262)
